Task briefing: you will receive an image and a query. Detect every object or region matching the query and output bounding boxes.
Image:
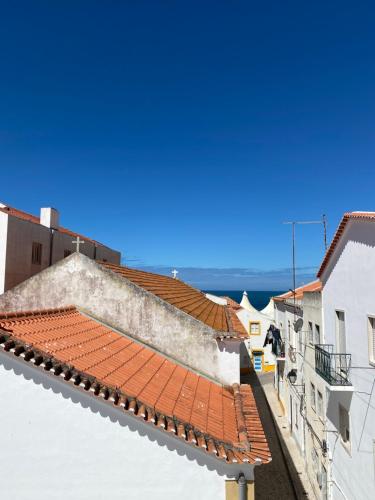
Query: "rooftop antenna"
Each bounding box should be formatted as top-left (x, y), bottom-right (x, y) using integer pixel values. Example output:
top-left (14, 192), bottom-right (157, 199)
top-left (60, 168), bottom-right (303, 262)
top-left (172, 269), bottom-right (179, 279)
top-left (283, 216), bottom-right (327, 319)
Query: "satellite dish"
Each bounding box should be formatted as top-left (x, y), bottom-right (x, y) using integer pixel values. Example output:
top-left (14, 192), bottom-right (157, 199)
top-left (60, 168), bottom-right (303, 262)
top-left (294, 318), bottom-right (303, 332)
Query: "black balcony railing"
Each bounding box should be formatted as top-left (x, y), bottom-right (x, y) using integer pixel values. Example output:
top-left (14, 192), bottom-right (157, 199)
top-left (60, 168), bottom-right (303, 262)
top-left (315, 344), bottom-right (351, 386)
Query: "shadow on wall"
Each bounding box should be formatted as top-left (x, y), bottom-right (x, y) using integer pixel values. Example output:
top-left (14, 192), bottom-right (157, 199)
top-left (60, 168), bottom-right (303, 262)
top-left (0, 349), bottom-right (253, 480)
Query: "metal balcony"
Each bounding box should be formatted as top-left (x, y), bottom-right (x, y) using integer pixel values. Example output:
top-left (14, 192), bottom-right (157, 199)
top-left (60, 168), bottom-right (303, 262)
top-left (315, 344), bottom-right (351, 387)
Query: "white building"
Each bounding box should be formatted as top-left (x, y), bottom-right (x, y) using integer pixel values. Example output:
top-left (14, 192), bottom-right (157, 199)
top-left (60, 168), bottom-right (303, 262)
top-left (273, 281), bottom-right (322, 457)
top-left (237, 291), bottom-right (276, 373)
top-left (316, 212), bottom-right (375, 500)
top-left (0, 202), bottom-right (121, 293)
top-left (0, 253), bottom-right (248, 385)
top-left (0, 305), bottom-right (270, 500)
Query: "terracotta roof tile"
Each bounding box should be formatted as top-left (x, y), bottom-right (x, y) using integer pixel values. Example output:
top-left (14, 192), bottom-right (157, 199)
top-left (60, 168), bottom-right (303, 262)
top-left (99, 262), bottom-right (246, 338)
top-left (0, 307), bottom-right (270, 465)
top-left (273, 280), bottom-right (322, 302)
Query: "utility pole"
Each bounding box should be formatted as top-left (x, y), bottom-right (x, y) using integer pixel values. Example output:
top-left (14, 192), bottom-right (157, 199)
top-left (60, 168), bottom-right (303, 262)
top-left (283, 216), bottom-right (327, 319)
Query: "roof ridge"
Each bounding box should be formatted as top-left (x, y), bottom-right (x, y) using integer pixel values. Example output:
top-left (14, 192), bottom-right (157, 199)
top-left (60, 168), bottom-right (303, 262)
top-left (232, 383), bottom-right (251, 451)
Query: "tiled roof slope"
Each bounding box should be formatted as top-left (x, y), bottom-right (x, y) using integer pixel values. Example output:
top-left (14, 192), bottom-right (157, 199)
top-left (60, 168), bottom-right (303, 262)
top-left (273, 280), bottom-right (322, 302)
top-left (317, 211), bottom-right (375, 278)
top-left (0, 307), bottom-right (270, 465)
top-left (0, 205), bottom-right (104, 247)
top-left (100, 262), bottom-right (245, 337)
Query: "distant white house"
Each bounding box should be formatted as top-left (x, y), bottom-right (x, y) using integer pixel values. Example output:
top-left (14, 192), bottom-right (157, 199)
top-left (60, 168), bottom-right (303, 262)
top-left (237, 291), bottom-right (276, 373)
top-left (0, 202), bottom-right (121, 293)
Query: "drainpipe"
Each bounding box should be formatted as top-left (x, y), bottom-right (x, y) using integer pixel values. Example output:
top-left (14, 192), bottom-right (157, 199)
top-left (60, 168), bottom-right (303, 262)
top-left (238, 473), bottom-right (247, 500)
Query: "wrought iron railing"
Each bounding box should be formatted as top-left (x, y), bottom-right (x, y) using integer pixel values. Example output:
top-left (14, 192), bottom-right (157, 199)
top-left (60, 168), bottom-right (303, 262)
top-left (315, 344), bottom-right (351, 386)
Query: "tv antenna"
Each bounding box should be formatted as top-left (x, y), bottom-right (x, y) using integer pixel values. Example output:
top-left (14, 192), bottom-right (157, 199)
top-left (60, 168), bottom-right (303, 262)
top-left (283, 216), bottom-right (327, 318)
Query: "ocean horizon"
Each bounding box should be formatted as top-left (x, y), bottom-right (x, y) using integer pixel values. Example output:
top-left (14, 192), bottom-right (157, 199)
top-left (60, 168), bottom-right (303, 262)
top-left (204, 290), bottom-right (284, 311)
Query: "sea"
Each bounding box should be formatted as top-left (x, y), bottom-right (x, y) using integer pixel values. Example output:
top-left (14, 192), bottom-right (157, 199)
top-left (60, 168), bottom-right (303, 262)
top-left (204, 290), bottom-right (284, 311)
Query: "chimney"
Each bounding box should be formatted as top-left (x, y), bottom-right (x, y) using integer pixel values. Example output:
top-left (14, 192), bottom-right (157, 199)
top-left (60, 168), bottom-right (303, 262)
top-left (40, 207), bottom-right (59, 229)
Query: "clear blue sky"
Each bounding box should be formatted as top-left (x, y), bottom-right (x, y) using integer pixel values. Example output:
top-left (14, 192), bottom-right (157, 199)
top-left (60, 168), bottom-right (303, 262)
top-left (1, 1), bottom-right (374, 289)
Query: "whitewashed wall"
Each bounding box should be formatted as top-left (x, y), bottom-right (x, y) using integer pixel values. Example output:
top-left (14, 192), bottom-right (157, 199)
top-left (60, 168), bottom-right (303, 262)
top-left (0, 350), bottom-right (254, 500)
top-left (321, 219), bottom-right (375, 500)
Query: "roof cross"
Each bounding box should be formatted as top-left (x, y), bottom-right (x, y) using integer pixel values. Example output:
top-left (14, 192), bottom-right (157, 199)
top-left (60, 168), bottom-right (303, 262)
top-left (72, 236), bottom-right (85, 253)
top-left (172, 269), bottom-right (178, 279)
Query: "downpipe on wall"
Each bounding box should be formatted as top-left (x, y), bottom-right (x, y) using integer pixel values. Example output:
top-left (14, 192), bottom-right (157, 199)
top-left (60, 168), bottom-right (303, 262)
top-left (238, 473), bottom-right (247, 500)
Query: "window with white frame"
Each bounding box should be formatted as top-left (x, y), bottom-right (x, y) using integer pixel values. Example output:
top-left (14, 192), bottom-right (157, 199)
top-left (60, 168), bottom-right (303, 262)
top-left (368, 317), bottom-right (375, 365)
top-left (339, 404), bottom-right (350, 444)
top-left (308, 321), bottom-right (313, 344)
top-left (315, 324), bottom-right (321, 345)
top-left (311, 382), bottom-right (316, 411)
top-left (335, 310), bottom-right (346, 353)
top-left (317, 390), bottom-right (323, 418)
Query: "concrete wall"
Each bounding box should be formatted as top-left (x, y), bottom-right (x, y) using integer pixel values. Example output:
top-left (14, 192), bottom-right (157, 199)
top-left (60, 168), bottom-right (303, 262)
top-left (0, 254), bottom-right (240, 384)
top-left (1, 213), bottom-right (120, 292)
top-left (0, 349), bottom-right (253, 500)
top-left (321, 219), bottom-right (375, 500)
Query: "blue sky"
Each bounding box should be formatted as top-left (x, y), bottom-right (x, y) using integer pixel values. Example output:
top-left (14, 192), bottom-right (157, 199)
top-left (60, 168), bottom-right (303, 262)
top-left (1, 1), bottom-right (375, 290)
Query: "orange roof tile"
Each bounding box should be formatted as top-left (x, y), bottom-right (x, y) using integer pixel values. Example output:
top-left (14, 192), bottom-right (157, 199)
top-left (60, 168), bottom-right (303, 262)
top-left (0, 307), bottom-right (270, 465)
top-left (0, 205), bottom-right (105, 247)
top-left (273, 280), bottom-right (322, 302)
top-left (317, 211), bottom-right (375, 278)
top-left (99, 262), bottom-right (245, 338)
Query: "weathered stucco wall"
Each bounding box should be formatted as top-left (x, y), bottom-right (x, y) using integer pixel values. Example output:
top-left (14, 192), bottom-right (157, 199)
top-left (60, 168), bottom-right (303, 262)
top-left (0, 212), bottom-right (8, 294)
top-left (0, 349), bottom-right (253, 500)
top-left (0, 254), bottom-right (240, 384)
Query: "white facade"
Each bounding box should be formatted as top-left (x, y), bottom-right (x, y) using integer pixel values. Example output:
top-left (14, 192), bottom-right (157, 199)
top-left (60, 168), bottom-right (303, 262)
top-left (0, 204), bottom-right (121, 293)
top-left (0, 348), bottom-right (253, 500)
top-left (237, 292), bottom-right (276, 372)
top-left (320, 218), bottom-right (375, 500)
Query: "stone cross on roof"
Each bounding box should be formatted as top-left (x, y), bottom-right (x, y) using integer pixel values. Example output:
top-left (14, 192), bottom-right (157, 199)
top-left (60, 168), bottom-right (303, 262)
top-left (72, 236), bottom-right (85, 253)
top-left (172, 269), bottom-right (178, 279)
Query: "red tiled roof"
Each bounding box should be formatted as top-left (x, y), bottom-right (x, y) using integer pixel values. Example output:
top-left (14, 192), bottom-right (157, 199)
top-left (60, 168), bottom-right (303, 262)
top-left (317, 212), bottom-right (375, 278)
top-left (100, 262), bottom-right (245, 337)
top-left (273, 280), bottom-right (322, 302)
top-left (0, 205), bottom-right (104, 247)
top-left (0, 307), bottom-right (271, 465)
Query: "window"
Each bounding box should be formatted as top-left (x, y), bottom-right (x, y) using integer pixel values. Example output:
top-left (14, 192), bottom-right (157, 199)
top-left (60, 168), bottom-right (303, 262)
top-left (64, 250), bottom-right (72, 258)
top-left (317, 390), bottom-right (323, 418)
top-left (335, 311), bottom-right (346, 353)
top-left (31, 242), bottom-right (42, 265)
top-left (311, 383), bottom-right (316, 411)
top-left (368, 317), bottom-right (375, 366)
top-left (249, 322), bottom-right (261, 335)
top-left (308, 321), bottom-right (313, 344)
top-left (339, 404), bottom-right (350, 444)
top-left (315, 324), bottom-right (321, 345)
